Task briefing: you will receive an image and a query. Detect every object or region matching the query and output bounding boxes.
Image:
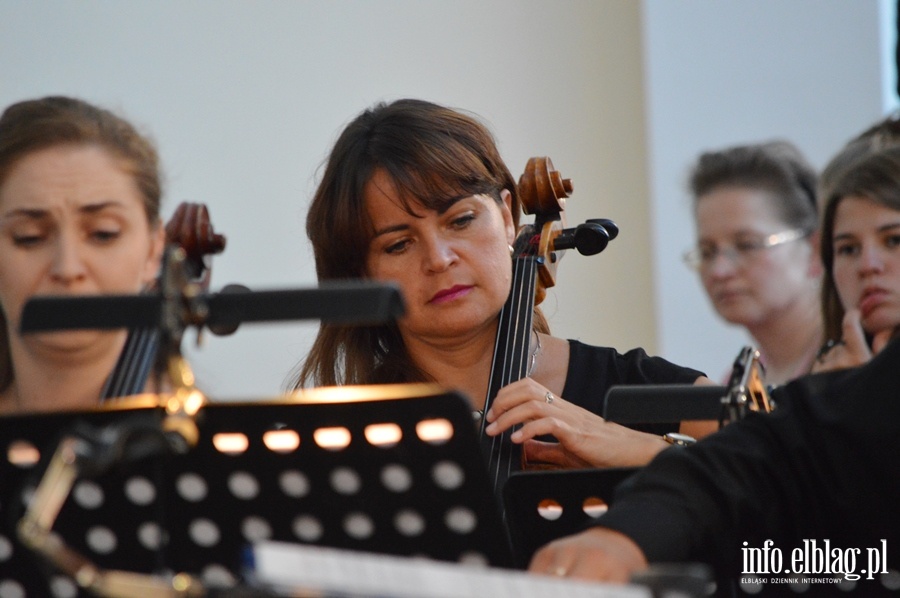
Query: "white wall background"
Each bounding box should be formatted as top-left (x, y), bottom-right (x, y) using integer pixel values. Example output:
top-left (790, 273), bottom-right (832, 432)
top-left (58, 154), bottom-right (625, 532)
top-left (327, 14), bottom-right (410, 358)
top-left (0, 1), bottom-right (892, 398)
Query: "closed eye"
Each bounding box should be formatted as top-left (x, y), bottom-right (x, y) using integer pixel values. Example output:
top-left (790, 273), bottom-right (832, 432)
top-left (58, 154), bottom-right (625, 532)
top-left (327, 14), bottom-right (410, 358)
top-left (12, 233), bottom-right (45, 248)
top-left (450, 213), bottom-right (475, 229)
top-left (90, 229), bottom-right (121, 244)
top-left (698, 244), bottom-right (717, 260)
top-left (384, 238), bottom-right (411, 255)
top-left (734, 238), bottom-right (765, 253)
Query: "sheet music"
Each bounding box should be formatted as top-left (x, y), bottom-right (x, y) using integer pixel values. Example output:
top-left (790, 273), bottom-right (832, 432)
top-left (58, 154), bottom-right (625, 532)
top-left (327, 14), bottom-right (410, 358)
top-left (249, 541), bottom-right (651, 598)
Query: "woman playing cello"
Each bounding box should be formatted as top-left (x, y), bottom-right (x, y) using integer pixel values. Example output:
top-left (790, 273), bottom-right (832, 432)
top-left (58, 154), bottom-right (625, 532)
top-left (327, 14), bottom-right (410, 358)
top-left (293, 98), bottom-right (714, 469)
top-left (0, 96), bottom-right (166, 414)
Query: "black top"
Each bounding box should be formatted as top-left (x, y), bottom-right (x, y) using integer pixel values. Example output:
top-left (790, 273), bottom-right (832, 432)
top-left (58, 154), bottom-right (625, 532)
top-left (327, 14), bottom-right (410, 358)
top-left (595, 338), bottom-right (900, 596)
top-left (562, 340), bottom-right (705, 434)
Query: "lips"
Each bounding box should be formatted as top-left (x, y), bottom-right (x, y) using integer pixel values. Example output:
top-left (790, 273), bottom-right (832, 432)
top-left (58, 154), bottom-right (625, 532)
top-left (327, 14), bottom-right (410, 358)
top-left (713, 288), bottom-right (746, 304)
top-left (859, 287), bottom-right (889, 319)
top-left (429, 284), bottom-right (473, 304)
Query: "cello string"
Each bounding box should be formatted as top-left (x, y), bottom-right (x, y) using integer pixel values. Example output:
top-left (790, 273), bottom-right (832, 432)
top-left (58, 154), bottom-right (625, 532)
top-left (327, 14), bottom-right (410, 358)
top-left (103, 327), bottom-right (151, 399)
top-left (486, 254), bottom-right (522, 487)
top-left (102, 328), bottom-right (139, 399)
top-left (487, 256), bottom-right (518, 488)
top-left (505, 256), bottom-right (536, 484)
top-left (487, 253), bottom-right (537, 493)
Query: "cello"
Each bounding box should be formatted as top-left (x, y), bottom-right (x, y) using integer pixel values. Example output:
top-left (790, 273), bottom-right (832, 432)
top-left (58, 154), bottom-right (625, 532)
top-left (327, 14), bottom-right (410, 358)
top-left (479, 156), bottom-right (617, 494)
top-left (100, 202), bottom-right (226, 400)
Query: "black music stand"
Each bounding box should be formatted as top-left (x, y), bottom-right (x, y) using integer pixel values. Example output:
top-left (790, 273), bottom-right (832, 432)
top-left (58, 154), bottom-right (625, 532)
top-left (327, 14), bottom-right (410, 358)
top-left (502, 467), bottom-right (637, 567)
top-left (0, 386), bottom-right (515, 597)
top-left (604, 346), bottom-right (772, 427)
top-left (499, 383), bottom-right (732, 575)
top-left (602, 385), bottom-right (727, 425)
top-left (20, 280), bottom-right (407, 334)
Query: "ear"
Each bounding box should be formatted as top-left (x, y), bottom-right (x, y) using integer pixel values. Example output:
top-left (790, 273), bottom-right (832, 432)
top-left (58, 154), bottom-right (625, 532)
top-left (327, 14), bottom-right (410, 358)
top-left (499, 189), bottom-right (516, 245)
top-left (142, 222), bottom-right (166, 286)
top-left (805, 230), bottom-right (824, 278)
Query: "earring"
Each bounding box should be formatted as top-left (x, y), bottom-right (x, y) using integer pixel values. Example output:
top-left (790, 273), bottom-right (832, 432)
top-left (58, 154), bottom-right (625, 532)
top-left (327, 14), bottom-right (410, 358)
top-left (508, 244), bottom-right (515, 256)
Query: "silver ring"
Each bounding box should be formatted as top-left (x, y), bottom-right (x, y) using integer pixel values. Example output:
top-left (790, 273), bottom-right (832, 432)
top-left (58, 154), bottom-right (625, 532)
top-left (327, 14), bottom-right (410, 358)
top-left (816, 339), bottom-right (845, 362)
top-left (545, 391), bottom-right (554, 404)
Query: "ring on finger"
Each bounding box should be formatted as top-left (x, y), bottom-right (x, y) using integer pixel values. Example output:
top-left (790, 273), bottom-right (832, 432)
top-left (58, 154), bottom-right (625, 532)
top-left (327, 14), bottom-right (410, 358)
top-left (816, 339), bottom-right (845, 362)
top-left (545, 391), bottom-right (554, 404)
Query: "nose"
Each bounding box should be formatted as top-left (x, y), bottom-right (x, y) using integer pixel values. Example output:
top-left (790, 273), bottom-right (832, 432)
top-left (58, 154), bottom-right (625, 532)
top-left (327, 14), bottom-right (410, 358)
top-left (858, 243), bottom-right (885, 277)
top-left (703, 248), bottom-right (739, 279)
top-left (421, 234), bottom-right (457, 273)
top-left (50, 234), bottom-right (88, 285)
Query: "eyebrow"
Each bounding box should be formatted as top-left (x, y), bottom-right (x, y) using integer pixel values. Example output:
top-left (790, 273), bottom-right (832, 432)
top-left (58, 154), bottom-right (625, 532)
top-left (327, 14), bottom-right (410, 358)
top-left (833, 222), bottom-right (900, 242)
top-left (0, 200), bottom-right (123, 222)
top-left (372, 223), bottom-right (410, 239)
top-left (698, 229), bottom-right (770, 243)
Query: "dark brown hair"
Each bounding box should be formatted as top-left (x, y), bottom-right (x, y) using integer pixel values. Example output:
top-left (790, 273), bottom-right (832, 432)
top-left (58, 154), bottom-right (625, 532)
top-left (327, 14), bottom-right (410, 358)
top-left (689, 140), bottom-right (818, 233)
top-left (294, 99), bottom-right (526, 388)
top-left (819, 111), bottom-right (900, 208)
top-left (820, 147), bottom-right (900, 341)
top-left (0, 96), bottom-right (163, 391)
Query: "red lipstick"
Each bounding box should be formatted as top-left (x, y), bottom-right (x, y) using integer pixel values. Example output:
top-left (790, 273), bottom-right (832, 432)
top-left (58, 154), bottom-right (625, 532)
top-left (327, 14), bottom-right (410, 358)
top-left (430, 285), bottom-right (472, 304)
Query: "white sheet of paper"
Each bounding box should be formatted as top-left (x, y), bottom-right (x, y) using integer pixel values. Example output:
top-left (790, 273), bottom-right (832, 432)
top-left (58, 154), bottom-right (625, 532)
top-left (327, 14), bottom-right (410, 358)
top-left (249, 540), bottom-right (652, 598)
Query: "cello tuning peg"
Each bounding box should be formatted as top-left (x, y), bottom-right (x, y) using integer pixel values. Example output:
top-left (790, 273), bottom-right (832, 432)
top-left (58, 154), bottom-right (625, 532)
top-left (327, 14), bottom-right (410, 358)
top-left (587, 218), bottom-right (619, 240)
top-left (573, 222), bottom-right (609, 256)
top-left (553, 223), bottom-right (610, 256)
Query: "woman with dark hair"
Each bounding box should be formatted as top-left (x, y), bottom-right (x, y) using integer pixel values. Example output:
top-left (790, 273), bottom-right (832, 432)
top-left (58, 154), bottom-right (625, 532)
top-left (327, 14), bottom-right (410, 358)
top-left (813, 145), bottom-right (900, 372)
top-left (684, 141), bottom-right (822, 385)
top-left (0, 96), bottom-right (165, 414)
top-left (294, 98), bottom-right (713, 469)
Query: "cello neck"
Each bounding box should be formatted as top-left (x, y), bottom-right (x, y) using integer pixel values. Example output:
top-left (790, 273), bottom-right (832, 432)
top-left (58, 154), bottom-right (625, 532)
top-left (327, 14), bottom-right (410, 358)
top-left (480, 247), bottom-right (541, 496)
top-left (101, 328), bottom-right (159, 399)
top-left (100, 202), bottom-right (225, 402)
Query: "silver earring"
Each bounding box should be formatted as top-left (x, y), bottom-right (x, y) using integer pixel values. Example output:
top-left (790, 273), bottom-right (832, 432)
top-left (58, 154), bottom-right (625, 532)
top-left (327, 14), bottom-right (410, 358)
top-left (508, 244), bottom-right (515, 255)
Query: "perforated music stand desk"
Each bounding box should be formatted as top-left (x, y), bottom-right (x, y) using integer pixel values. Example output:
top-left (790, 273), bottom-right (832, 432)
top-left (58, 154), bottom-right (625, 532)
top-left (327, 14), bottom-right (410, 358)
top-left (501, 384), bottom-right (728, 570)
top-left (502, 467), bottom-right (638, 568)
top-left (0, 384), bottom-right (514, 597)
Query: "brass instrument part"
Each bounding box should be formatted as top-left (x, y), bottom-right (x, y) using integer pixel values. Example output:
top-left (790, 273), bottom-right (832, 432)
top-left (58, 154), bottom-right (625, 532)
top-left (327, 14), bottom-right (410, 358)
top-left (16, 360), bottom-right (207, 597)
top-left (721, 346), bottom-right (775, 426)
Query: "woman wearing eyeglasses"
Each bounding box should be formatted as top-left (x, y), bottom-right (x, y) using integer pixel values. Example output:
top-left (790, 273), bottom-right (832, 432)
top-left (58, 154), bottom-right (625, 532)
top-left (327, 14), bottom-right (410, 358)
top-left (685, 141), bottom-right (823, 385)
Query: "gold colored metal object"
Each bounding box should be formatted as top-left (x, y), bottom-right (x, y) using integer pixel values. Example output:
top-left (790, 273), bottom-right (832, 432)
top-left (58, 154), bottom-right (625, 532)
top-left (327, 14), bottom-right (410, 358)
top-left (16, 357), bottom-right (208, 597)
top-left (721, 346), bottom-right (775, 425)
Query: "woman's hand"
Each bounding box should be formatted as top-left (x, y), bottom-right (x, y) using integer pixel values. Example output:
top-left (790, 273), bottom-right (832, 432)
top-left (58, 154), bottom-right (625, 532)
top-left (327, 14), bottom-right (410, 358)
top-left (529, 526), bottom-right (648, 582)
top-left (812, 309), bottom-right (894, 373)
top-left (483, 377), bottom-right (668, 469)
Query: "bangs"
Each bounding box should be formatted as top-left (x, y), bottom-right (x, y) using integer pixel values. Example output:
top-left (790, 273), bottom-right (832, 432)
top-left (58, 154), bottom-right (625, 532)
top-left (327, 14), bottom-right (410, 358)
top-left (373, 139), bottom-right (503, 216)
top-left (383, 165), bottom-right (501, 215)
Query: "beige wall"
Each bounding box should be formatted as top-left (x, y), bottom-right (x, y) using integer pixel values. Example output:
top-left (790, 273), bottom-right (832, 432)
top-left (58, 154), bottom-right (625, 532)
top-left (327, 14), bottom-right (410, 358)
top-left (0, 1), bottom-right (658, 396)
top-left (0, 1), bottom-right (886, 394)
top-left (527, 2), bottom-right (658, 355)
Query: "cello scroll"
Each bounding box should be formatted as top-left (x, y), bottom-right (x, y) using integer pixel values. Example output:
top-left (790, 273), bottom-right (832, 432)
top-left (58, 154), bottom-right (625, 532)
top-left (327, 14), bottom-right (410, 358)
top-left (515, 157), bottom-right (617, 305)
top-left (164, 202), bottom-right (226, 286)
